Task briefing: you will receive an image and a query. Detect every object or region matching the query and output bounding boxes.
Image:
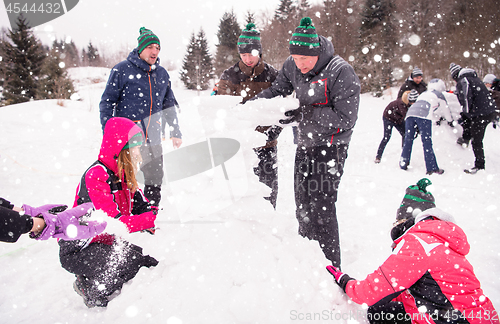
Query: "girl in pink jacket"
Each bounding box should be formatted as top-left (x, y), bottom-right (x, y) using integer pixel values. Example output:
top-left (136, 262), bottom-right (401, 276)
top-left (59, 117), bottom-right (158, 308)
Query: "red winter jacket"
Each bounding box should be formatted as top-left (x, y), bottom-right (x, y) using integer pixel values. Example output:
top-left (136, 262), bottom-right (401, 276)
top-left (345, 208), bottom-right (498, 324)
top-left (74, 117), bottom-right (156, 234)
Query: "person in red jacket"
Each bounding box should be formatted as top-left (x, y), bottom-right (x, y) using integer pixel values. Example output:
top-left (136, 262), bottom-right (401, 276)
top-left (327, 178), bottom-right (498, 324)
top-left (58, 117), bottom-right (158, 308)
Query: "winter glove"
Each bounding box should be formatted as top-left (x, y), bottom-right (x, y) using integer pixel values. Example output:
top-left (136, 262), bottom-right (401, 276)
top-left (280, 105), bottom-right (316, 125)
top-left (22, 203), bottom-right (68, 217)
top-left (326, 265), bottom-right (354, 293)
top-left (30, 203), bottom-right (107, 241)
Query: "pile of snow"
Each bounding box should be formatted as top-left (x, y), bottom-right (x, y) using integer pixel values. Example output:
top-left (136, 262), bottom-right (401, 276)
top-left (0, 69), bottom-right (499, 324)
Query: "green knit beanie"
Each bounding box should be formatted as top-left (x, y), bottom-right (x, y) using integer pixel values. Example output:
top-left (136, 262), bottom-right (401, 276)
top-left (396, 178), bottom-right (436, 220)
top-left (289, 17), bottom-right (321, 56)
top-left (238, 23), bottom-right (262, 54)
top-left (123, 133), bottom-right (143, 150)
top-left (137, 27), bottom-right (160, 54)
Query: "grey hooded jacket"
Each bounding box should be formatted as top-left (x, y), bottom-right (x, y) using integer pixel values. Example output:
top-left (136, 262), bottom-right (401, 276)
top-left (256, 36), bottom-right (360, 147)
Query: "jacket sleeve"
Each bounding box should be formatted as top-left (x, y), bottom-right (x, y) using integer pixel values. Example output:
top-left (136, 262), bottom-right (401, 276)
top-left (84, 167), bottom-right (122, 219)
top-left (162, 80), bottom-right (182, 139)
top-left (0, 206), bottom-right (33, 243)
top-left (456, 78), bottom-right (471, 114)
top-left (119, 190), bottom-right (156, 232)
top-left (255, 57), bottom-right (296, 99)
top-left (321, 64), bottom-right (360, 131)
top-left (344, 235), bottom-right (429, 306)
top-left (99, 66), bottom-right (122, 130)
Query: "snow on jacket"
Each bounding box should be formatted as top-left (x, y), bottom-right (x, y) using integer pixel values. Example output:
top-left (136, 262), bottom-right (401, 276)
top-left (99, 48), bottom-right (181, 145)
top-left (74, 117), bottom-right (156, 234)
top-left (218, 58), bottom-right (278, 103)
top-left (455, 68), bottom-right (497, 118)
top-left (344, 208), bottom-right (498, 324)
top-left (383, 98), bottom-right (409, 125)
top-left (397, 76), bottom-right (428, 99)
top-left (256, 36), bottom-right (360, 147)
top-left (406, 90), bottom-right (453, 122)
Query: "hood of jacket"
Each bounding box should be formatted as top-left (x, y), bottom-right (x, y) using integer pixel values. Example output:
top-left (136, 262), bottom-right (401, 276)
top-left (127, 48), bottom-right (161, 73)
top-left (98, 117), bottom-right (144, 175)
top-left (306, 36), bottom-right (335, 76)
top-left (458, 67), bottom-right (477, 79)
top-left (395, 207), bottom-right (470, 256)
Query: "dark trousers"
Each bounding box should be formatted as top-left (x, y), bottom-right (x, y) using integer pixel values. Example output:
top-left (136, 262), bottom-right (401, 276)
top-left (140, 144), bottom-right (164, 206)
top-left (294, 144), bottom-right (348, 268)
top-left (367, 301), bottom-right (411, 324)
top-left (376, 118), bottom-right (405, 159)
top-left (462, 113), bottom-right (494, 169)
top-left (59, 240), bottom-right (157, 299)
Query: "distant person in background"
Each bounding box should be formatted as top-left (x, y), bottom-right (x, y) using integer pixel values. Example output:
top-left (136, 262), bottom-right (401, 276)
top-left (218, 23), bottom-right (281, 208)
top-left (100, 27), bottom-right (182, 206)
top-left (397, 66), bottom-right (427, 99)
top-left (327, 178), bottom-right (499, 324)
top-left (400, 84), bottom-right (452, 175)
top-left (1, 198), bottom-right (104, 243)
top-left (483, 73), bottom-right (496, 90)
top-left (450, 63), bottom-right (498, 174)
top-left (374, 90), bottom-right (416, 164)
top-left (484, 75), bottom-right (500, 129)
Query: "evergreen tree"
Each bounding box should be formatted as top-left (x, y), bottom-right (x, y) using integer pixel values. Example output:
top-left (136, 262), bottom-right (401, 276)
top-left (274, 0), bottom-right (294, 21)
top-left (37, 47), bottom-right (75, 101)
top-left (245, 11), bottom-right (256, 26)
top-left (0, 15), bottom-right (45, 105)
top-left (357, 0), bottom-right (397, 96)
top-left (86, 41), bottom-right (100, 67)
top-left (180, 28), bottom-right (214, 91)
top-left (214, 10), bottom-right (241, 76)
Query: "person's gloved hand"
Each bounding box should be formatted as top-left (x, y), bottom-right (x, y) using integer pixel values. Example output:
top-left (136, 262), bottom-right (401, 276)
top-left (326, 265), bottom-right (354, 293)
top-left (31, 203), bottom-right (107, 241)
top-left (279, 107), bottom-right (304, 125)
top-left (22, 203), bottom-right (68, 217)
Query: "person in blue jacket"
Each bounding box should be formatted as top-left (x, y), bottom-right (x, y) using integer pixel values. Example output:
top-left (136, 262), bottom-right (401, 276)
top-left (99, 27), bottom-right (182, 206)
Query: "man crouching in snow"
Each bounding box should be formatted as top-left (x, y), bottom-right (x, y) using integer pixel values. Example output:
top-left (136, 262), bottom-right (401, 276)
top-left (327, 178), bottom-right (498, 324)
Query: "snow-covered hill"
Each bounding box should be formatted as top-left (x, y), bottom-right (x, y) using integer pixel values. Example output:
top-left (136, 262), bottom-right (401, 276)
top-left (0, 68), bottom-right (499, 324)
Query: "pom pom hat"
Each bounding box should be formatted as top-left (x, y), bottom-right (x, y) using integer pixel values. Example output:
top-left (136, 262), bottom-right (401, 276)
top-left (238, 23), bottom-right (262, 55)
top-left (137, 27), bottom-right (160, 54)
top-left (289, 17), bottom-right (321, 56)
top-left (449, 63), bottom-right (462, 80)
top-left (408, 89), bottom-right (419, 103)
top-left (396, 178), bottom-right (435, 221)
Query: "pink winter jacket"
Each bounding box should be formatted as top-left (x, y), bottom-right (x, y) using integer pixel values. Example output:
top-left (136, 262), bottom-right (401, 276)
top-left (74, 117), bottom-right (156, 233)
top-left (345, 209), bottom-right (498, 324)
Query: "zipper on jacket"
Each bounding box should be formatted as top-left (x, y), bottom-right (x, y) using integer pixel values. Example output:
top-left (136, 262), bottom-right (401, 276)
top-left (145, 66), bottom-right (153, 141)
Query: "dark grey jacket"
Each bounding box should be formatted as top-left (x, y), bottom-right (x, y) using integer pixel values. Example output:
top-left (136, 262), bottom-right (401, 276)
top-left (256, 36), bottom-right (360, 147)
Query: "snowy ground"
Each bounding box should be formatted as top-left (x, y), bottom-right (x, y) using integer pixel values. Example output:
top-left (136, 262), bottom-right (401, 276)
top-left (0, 67), bottom-right (499, 324)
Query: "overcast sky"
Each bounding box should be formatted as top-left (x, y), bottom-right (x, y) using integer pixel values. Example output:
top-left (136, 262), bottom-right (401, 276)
top-left (0, 0), bottom-right (322, 66)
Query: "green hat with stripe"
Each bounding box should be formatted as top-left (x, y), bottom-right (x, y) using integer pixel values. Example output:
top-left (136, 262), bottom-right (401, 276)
top-left (237, 23), bottom-right (262, 55)
top-left (137, 27), bottom-right (160, 54)
top-left (122, 132), bottom-right (143, 150)
top-left (396, 178), bottom-right (436, 220)
top-left (289, 17), bottom-right (321, 56)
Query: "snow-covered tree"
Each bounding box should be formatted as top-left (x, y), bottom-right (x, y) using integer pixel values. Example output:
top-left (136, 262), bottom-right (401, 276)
top-left (180, 28), bottom-right (214, 92)
top-left (0, 15), bottom-right (45, 105)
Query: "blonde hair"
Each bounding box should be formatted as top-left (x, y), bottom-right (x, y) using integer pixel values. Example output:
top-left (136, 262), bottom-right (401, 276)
top-left (401, 90), bottom-right (411, 105)
top-left (117, 148), bottom-right (142, 192)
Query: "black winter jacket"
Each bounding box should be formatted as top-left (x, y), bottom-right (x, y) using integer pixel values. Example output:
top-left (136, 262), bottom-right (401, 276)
top-left (256, 36), bottom-right (360, 147)
top-left (455, 69), bottom-right (497, 118)
top-left (397, 76), bottom-right (427, 98)
top-left (0, 198), bottom-right (32, 243)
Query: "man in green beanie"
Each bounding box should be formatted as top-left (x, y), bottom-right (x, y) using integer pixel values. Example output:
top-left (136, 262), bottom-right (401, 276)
top-left (218, 23), bottom-right (281, 209)
top-left (100, 27), bottom-right (183, 207)
top-left (252, 17), bottom-right (361, 268)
